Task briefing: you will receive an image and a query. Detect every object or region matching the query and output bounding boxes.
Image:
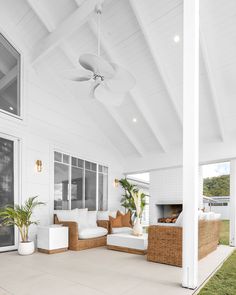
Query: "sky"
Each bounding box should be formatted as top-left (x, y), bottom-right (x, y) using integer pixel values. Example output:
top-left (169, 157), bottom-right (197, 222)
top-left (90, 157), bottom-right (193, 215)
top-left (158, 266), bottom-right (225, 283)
top-left (202, 162), bottom-right (230, 179)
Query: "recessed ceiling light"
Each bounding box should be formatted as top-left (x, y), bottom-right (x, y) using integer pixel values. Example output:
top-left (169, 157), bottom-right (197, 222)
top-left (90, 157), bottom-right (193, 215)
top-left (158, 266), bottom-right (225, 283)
top-left (9, 106), bottom-right (14, 111)
top-left (174, 35), bottom-right (180, 43)
top-left (132, 118), bottom-right (137, 123)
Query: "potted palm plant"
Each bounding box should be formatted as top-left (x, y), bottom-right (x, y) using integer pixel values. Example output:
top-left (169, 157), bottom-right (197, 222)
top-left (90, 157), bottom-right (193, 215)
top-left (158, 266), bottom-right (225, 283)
top-left (0, 196), bottom-right (45, 255)
top-left (119, 178), bottom-right (148, 236)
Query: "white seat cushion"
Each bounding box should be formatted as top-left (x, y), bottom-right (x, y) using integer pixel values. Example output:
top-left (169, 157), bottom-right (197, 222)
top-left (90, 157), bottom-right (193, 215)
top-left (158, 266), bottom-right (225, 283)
top-left (79, 227), bottom-right (108, 239)
top-left (111, 227), bottom-right (133, 234)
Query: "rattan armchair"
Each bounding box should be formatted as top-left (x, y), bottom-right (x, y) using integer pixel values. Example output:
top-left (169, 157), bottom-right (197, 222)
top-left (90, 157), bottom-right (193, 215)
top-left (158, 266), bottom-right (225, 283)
top-left (147, 220), bottom-right (220, 267)
top-left (54, 214), bottom-right (109, 251)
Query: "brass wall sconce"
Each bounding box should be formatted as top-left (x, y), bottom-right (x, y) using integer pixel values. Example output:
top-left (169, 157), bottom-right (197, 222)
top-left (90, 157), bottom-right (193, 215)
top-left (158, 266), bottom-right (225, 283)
top-left (35, 160), bottom-right (42, 172)
top-left (114, 178), bottom-right (119, 188)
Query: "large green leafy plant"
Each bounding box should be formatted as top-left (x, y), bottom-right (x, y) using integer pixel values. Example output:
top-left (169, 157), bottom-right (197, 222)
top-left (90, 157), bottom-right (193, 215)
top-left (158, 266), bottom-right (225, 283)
top-left (0, 196), bottom-right (45, 242)
top-left (119, 178), bottom-right (148, 220)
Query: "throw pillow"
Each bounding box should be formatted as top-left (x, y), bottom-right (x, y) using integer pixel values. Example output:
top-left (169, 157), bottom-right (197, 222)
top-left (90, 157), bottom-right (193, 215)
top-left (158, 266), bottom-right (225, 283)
top-left (117, 210), bottom-right (132, 227)
top-left (109, 215), bottom-right (122, 228)
top-left (76, 208), bottom-right (88, 230)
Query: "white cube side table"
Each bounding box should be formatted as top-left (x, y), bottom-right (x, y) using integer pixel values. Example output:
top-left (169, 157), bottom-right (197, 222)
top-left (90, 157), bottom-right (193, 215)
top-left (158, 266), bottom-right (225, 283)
top-left (37, 225), bottom-right (68, 254)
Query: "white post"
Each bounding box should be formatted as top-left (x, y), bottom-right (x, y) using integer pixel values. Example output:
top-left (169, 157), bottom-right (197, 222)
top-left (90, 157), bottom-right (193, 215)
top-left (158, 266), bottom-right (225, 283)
top-left (182, 0), bottom-right (199, 289)
top-left (230, 159), bottom-right (236, 246)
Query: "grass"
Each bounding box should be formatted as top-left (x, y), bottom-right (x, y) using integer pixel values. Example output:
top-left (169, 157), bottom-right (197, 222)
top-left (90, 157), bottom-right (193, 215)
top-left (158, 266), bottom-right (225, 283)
top-left (198, 220), bottom-right (233, 294)
top-left (219, 220), bottom-right (229, 245)
top-left (198, 251), bottom-right (236, 295)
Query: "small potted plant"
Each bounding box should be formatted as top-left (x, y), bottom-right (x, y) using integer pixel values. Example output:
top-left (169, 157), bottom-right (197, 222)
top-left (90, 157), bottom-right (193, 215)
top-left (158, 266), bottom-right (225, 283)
top-left (0, 196), bottom-right (45, 255)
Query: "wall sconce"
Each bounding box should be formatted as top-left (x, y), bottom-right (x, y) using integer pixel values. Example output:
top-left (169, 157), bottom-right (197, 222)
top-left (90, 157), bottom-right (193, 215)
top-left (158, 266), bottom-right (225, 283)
top-left (114, 179), bottom-right (119, 188)
top-left (35, 160), bottom-right (42, 172)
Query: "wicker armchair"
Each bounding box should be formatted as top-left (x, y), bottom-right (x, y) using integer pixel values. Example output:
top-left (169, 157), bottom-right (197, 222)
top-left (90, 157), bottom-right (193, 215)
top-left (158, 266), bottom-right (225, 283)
top-left (54, 214), bottom-right (109, 251)
top-left (147, 220), bottom-right (220, 267)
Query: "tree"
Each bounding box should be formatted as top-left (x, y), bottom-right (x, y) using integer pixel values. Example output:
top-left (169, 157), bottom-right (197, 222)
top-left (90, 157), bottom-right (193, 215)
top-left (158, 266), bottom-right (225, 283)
top-left (203, 175), bottom-right (230, 196)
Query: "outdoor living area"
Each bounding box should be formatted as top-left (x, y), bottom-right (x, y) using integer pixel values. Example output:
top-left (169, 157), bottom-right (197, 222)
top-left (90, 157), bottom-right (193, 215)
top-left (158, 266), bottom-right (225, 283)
top-left (1, 0), bottom-right (236, 294)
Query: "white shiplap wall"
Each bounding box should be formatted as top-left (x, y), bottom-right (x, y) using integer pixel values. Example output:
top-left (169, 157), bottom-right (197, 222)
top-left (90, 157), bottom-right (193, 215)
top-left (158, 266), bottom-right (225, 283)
top-left (0, 62), bottom-right (124, 241)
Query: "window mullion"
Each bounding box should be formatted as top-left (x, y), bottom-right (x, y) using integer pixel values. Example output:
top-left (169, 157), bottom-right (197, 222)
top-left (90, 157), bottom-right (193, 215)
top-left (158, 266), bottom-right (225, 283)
top-left (68, 156), bottom-right (72, 210)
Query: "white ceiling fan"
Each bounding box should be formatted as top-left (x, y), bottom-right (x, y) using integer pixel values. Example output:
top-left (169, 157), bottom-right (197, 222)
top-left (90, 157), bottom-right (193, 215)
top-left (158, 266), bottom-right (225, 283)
top-left (61, 2), bottom-right (135, 106)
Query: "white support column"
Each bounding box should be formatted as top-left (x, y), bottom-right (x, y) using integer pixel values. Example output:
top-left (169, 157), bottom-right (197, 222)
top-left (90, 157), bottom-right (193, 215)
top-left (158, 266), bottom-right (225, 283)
top-left (182, 0), bottom-right (199, 290)
top-left (230, 159), bottom-right (236, 246)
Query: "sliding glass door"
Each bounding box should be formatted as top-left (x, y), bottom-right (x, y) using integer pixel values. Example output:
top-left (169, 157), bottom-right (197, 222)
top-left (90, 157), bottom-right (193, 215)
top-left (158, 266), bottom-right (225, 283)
top-left (0, 135), bottom-right (18, 251)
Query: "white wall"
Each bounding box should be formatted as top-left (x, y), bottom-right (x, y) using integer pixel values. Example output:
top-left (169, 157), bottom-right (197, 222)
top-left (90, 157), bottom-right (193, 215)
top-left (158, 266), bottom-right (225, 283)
top-left (0, 64), bottom-right (125, 241)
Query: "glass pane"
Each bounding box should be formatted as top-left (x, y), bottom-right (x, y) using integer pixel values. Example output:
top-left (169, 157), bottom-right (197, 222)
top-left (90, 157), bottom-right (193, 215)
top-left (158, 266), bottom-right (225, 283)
top-left (0, 137), bottom-right (14, 247)
top-left (72, 157), bottom-right (77, 167)
top-left (91, 163), bottom-right (97, 171)
top-left (54, 151), bottom-right (62, 162)
top-left (0, 34), bottom-right (20, 116)
top-left (85, 170), bottom-right (96, 210)
top-left (54, 162), bottom-right (69, 210)
top-left (63, 154), bottom-right (69, 164)
top-left (98, 173), bottom-right (108, 211)
top-left (99, 165), bottom-right (102, 173)
top-left (78, 159), bottom-right (84, 168)
top-left (71, 166), bottom-right (83, 209)
top-left (85, 161), bottom-right (90, 170)
top-left (104, 167), bottom-right (108, 174)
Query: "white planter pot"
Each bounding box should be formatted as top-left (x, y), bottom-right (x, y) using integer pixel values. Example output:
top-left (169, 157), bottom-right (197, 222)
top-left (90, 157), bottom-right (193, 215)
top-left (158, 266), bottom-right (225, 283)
top-left (133, 217), bottom-right (143, 236)
top-left (18, 241), bottom-right (35, 256)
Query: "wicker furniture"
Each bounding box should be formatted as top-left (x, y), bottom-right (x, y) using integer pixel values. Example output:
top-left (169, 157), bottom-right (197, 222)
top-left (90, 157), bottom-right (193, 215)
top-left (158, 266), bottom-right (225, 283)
top-left (107, 233), bottom-right (148, 255)
top-left (54, 214), bottom-right (109, 251)
top-left (147, 220), bottom-right (220, 267)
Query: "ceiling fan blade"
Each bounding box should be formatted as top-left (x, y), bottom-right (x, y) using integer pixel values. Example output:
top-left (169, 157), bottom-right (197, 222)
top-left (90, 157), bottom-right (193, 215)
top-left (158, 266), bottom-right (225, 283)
top-left (89, 79), bottom-right (102, 98)
top-left (79, 54), bottom-right (115, 79)
top-left (94, 83), bottom-right (126, 106)
top-left (60, 69), bottom-right (92, 82)
top-left (105, 63), bottom-right (136, 93)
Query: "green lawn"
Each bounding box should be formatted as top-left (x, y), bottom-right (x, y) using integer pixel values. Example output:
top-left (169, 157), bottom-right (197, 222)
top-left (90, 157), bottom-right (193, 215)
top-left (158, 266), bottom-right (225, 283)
top-left (219, 220), bottom-right (229, 245)
top-left (198, 251), bottom-right (236, 295)
top-left (198, 220), bottom-right (234, 295)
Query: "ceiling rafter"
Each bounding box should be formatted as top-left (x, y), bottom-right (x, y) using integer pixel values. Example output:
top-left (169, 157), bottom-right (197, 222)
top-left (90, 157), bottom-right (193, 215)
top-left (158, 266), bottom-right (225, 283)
top-left (88, 19), bottom-right (168, 153)
top-left (128, 0), bottom-right (182, 126)
top-left (27, 0), bottom-right (56, 33)
top-left (200, 31), bottom-right (225, 142)
top-left (31, 0), bottom-right (103, 65)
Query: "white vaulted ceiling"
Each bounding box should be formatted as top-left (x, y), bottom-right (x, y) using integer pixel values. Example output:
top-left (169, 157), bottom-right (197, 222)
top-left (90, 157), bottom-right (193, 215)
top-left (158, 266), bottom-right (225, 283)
top-left (0, 0), bottom-right (236, 169)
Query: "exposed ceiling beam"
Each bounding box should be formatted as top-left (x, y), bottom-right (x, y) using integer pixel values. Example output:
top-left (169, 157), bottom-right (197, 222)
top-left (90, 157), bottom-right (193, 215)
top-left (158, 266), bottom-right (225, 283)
top-left (128, 0), bottom-right (182, 126)
top-left (88, 19), bottom-right (168, 153)
top-left (27, 0), bottom-right (56, 32)
top-left (0, 66), bottom-right (17, 93)
top-left (200, 31), bottom-right (225, 142)
top-left (105, 105), bottom-right (146, 157)
top-left (31, 0), bottom-right (102, 65)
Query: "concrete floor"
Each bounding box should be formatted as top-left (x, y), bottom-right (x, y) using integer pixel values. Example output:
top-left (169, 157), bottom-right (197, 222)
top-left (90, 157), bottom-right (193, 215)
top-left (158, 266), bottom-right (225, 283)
top-left (0, 245), bottom-right (233, 295)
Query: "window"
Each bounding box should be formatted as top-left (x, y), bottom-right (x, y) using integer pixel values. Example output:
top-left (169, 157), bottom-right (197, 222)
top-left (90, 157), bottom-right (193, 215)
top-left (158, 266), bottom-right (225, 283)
top-left (0, 34), bottom-right (21, 117)
top-left (54, 151), bottom-right (108, 211)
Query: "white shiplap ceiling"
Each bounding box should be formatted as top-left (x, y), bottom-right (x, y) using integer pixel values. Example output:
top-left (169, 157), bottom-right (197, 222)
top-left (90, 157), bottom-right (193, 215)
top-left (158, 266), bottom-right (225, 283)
top-left (0, 0), bottom-right (236, 165)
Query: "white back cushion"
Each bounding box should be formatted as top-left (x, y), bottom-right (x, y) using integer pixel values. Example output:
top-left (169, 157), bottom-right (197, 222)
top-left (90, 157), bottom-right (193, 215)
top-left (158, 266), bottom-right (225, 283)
top-left (76, 208), bottom-right (88, 230)
top-left (87, 211), bottom-right (98, 228)
top-left (56, 209), bottom-right (78, 222)
top-left (175, 212), bottom-right (183, 226)
top-left (97, 211), bottom-right (109, 221)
